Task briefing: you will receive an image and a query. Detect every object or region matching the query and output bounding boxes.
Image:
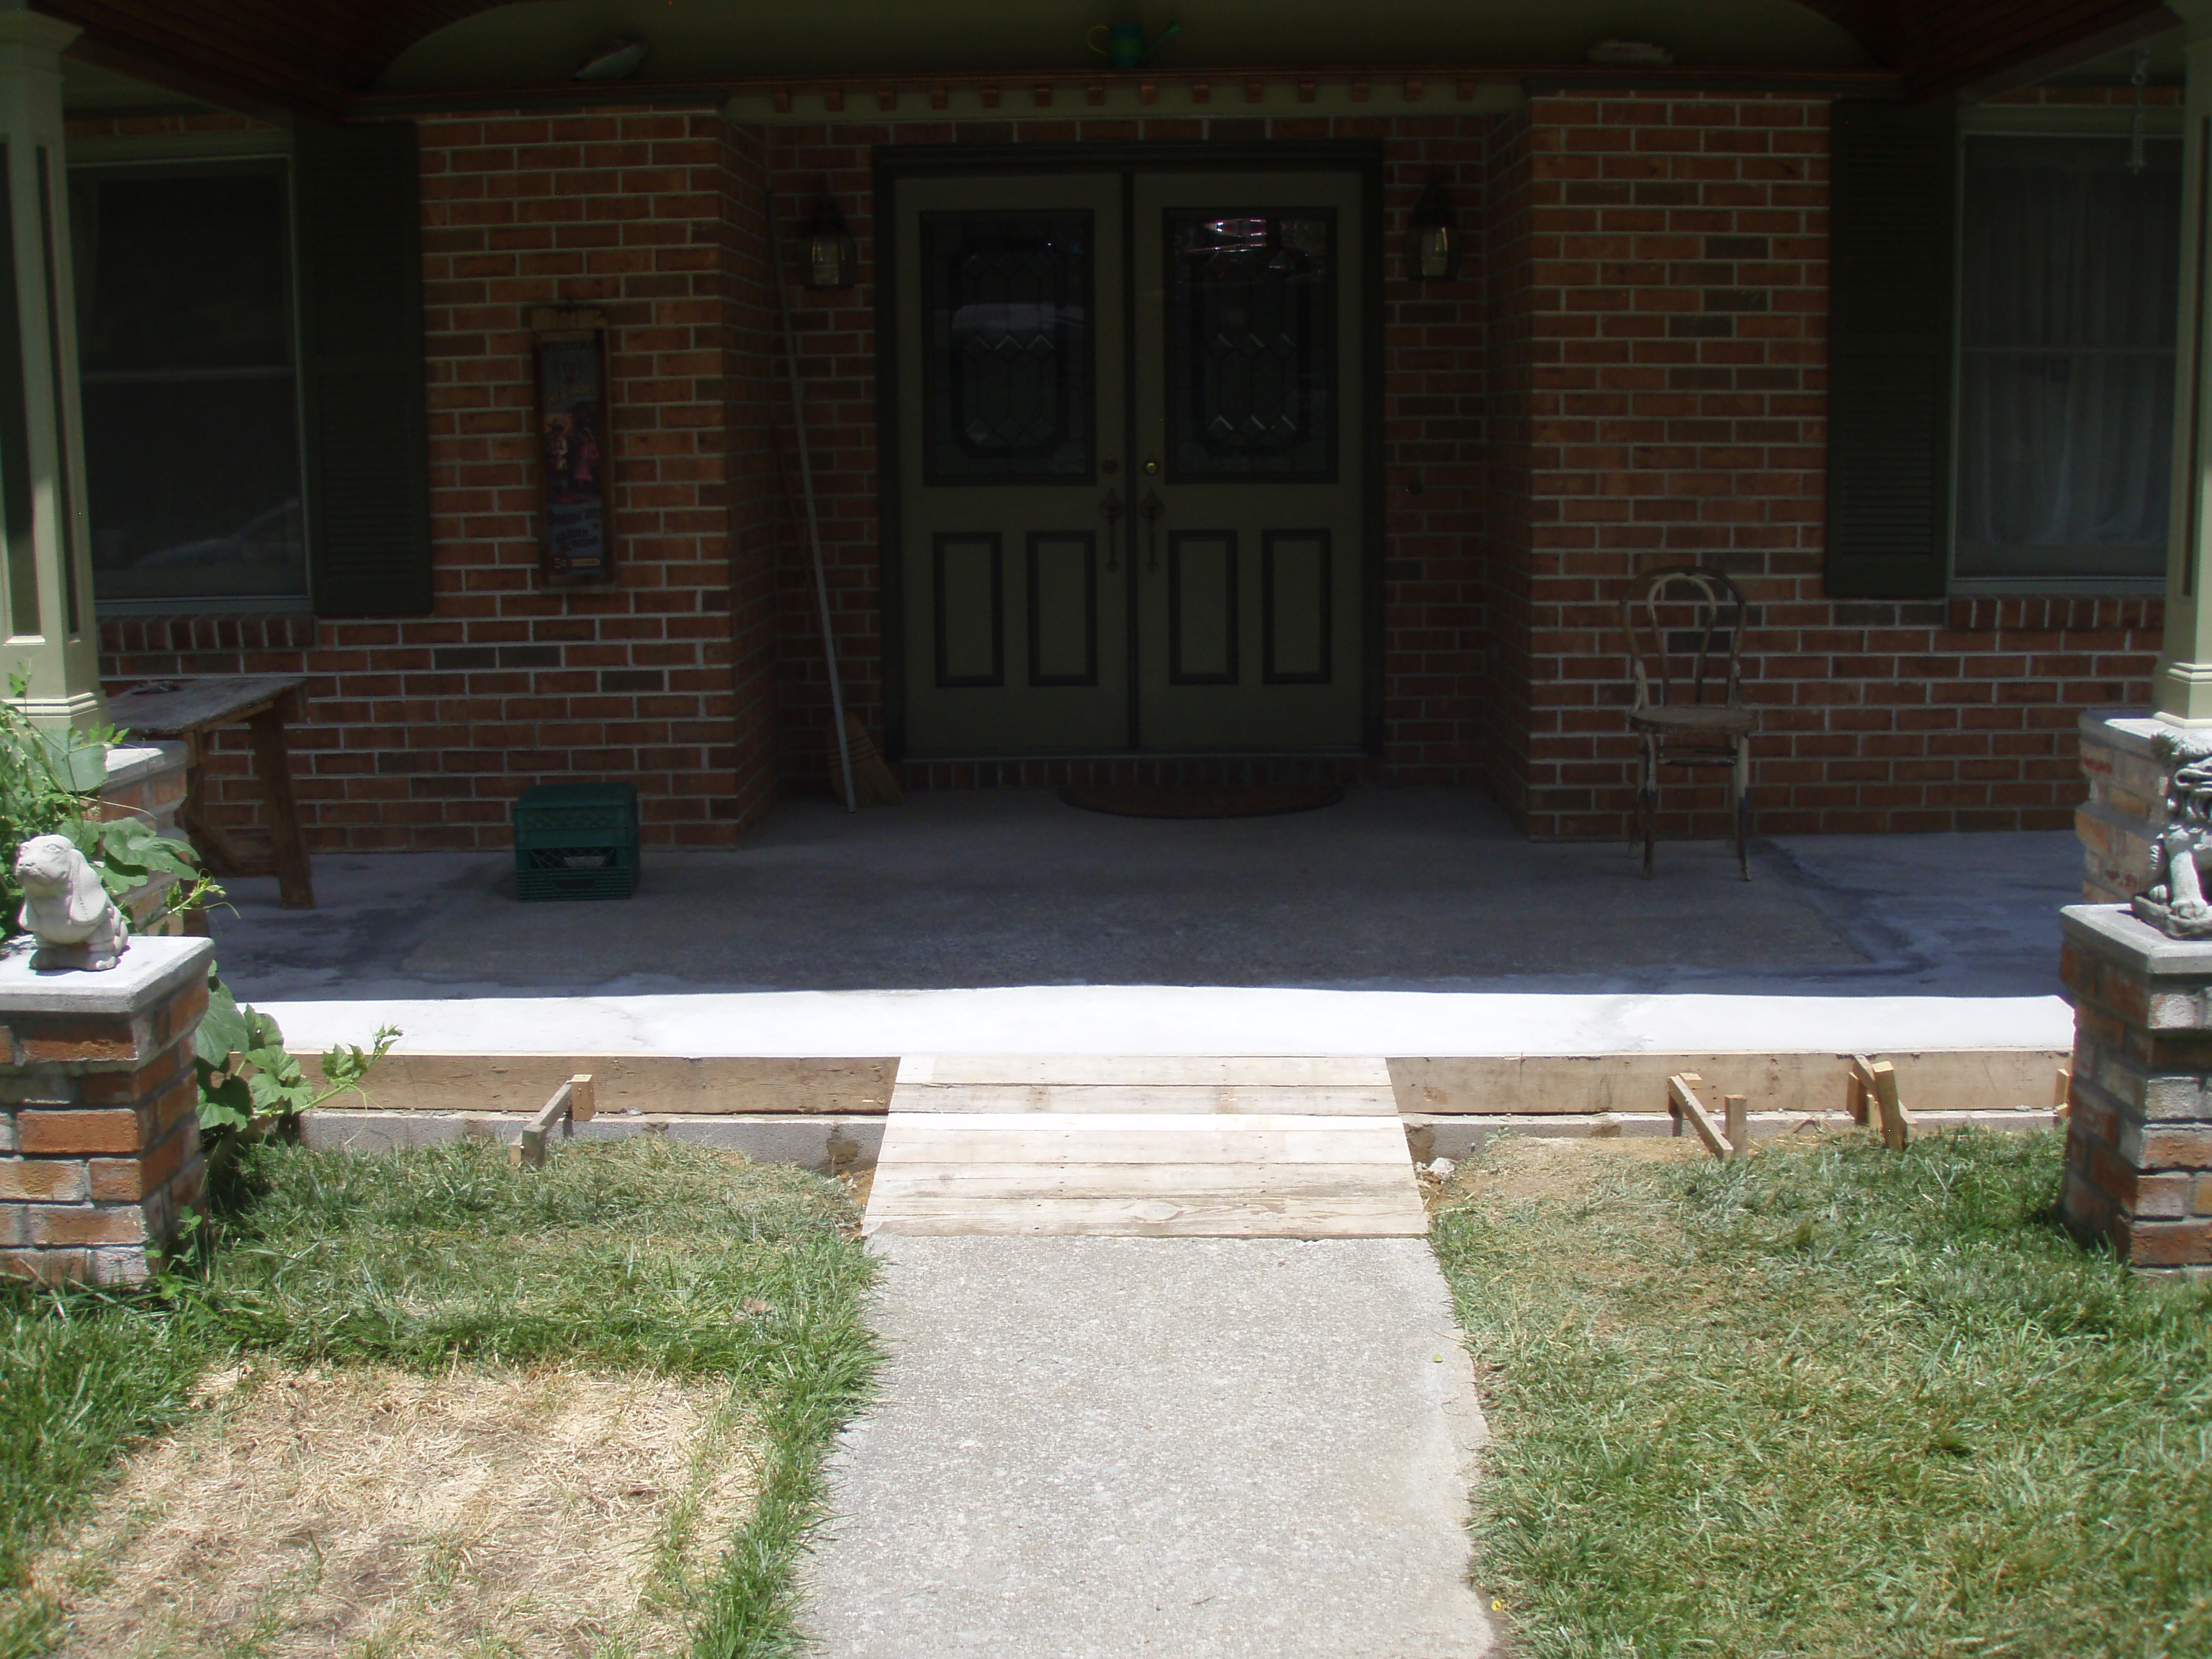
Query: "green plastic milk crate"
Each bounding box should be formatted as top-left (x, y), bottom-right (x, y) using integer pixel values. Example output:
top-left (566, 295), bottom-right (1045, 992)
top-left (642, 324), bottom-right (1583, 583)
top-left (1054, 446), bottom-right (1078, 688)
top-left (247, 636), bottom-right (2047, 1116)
top-left (513, 782), bottom-right (639, 901)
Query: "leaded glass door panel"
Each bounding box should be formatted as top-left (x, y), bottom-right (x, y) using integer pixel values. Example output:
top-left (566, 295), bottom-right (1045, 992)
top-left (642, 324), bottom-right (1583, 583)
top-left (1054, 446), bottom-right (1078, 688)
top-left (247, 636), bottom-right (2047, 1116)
top-left (894, 174), bottom-right (1129, 757)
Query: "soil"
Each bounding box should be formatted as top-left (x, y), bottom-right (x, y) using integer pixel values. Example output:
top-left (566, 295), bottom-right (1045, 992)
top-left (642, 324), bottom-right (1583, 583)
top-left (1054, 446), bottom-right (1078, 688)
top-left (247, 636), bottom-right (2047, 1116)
top-left (33, 1362), bottom-right (760, 1659)
top-left (1424, 1133), bottom-right (1709, 1213)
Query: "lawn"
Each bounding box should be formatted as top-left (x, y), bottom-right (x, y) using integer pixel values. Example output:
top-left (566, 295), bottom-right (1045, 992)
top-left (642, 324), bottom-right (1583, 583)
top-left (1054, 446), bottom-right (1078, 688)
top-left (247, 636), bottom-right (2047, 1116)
top-left (0, 1136), bottom-right (878, 1659)
top-left (1432, 1130), bottom-right (2212, 1659)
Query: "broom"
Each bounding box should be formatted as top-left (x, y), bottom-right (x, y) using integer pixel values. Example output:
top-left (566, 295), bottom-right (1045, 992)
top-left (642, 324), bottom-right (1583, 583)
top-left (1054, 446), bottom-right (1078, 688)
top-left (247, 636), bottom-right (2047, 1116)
top-left (827, 714), bottom-right (904, 808)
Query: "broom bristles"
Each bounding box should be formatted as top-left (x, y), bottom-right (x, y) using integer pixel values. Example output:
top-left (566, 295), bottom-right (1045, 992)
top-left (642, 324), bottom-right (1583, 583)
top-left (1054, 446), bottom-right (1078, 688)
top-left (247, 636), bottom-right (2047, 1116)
top-left (830, 714), bottom-right (903, 808)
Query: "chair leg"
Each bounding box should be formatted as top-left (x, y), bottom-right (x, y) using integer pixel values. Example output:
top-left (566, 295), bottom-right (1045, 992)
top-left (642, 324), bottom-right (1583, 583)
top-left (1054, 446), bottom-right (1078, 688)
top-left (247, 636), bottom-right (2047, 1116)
top-left (1733, 740), bottom-right (1752, 881)
top-left (1640, 743), bottom-right (1658, 879)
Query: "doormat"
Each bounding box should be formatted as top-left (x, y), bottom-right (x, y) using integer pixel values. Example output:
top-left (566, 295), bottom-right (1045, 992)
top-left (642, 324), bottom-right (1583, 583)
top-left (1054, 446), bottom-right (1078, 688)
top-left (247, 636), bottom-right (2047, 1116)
top-left (1058, 783), bottom-right (1344, 819)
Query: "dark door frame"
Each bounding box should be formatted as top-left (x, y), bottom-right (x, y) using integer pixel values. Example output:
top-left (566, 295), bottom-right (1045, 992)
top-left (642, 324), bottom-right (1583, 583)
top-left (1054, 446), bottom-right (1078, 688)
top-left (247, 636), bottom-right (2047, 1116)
top-left (873, 139), bottom-right (1388, 762)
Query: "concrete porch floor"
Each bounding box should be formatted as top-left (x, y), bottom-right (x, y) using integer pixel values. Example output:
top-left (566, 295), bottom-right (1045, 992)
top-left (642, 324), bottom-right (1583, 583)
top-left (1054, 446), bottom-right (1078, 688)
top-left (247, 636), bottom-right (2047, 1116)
top-left (212, 788), bottom-right (2085, 1058)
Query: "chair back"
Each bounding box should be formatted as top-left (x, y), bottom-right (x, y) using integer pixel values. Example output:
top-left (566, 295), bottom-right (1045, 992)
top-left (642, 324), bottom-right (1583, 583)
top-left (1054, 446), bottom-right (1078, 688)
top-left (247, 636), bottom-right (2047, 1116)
top-left (1620, 567), bottom-right (1748, 713)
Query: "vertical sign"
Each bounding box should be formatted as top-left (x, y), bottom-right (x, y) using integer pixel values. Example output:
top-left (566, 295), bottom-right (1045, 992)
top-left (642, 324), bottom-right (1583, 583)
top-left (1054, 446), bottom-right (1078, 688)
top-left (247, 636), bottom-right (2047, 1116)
top-left (531, 306), bottom-right (612, 586)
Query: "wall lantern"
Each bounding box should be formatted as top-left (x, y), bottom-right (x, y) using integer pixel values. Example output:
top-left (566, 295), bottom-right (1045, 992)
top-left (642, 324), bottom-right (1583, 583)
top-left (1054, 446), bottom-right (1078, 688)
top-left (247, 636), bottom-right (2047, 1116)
top-left (1406, 182), bottom-right (1460, 282)
top-left (805, 187), bottom-right (857, 289)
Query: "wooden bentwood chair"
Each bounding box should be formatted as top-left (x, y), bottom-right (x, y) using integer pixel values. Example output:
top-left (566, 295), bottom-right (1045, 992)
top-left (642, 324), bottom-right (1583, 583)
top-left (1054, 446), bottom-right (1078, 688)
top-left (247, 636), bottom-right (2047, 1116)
top-left (1620, 567), bottom-right (1759, 881)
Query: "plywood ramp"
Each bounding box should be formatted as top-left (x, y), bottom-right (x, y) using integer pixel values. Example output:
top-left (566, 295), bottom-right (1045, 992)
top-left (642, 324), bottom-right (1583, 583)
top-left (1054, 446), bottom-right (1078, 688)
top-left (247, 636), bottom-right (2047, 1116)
top-left (864, 1056), bottom-right (1424, 1238)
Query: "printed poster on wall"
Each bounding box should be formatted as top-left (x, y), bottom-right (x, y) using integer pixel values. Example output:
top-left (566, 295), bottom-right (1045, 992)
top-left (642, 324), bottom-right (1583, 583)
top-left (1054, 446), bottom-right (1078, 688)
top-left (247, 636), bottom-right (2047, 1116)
top-left (532, 309), bottom-right (613, 586)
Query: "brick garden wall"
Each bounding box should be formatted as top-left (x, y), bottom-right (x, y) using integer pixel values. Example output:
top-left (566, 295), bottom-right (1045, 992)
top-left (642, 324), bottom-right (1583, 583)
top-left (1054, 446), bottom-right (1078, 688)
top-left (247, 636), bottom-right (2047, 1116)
top-left (1483, 91), bottom-right (2162, 840)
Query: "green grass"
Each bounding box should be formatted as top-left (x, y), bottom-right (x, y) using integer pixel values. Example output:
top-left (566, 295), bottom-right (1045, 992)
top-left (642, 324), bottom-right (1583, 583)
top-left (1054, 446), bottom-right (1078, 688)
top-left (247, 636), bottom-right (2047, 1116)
top-left (0, 1136), bottom-right (879, 1659)
top-left (1432, 1129), bottom-right (2212, 1659)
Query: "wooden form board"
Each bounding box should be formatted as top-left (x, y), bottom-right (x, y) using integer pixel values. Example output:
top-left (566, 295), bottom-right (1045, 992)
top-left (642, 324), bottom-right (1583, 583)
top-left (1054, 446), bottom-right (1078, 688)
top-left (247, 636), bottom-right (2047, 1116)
top-left (285, 1049), bottom-right (2063, 1125)
top-left (866, 1056), bottom-right (1425, 1238)
top-left (1389, 1050), bottom-right (2069, 1118)
top-left (293, 1053), bottom-right (896, 1116)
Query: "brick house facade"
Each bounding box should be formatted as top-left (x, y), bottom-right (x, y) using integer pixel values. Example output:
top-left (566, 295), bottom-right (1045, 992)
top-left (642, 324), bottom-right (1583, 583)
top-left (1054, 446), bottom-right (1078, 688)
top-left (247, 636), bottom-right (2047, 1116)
top-left (69, 84), bottom-right (2166, 853)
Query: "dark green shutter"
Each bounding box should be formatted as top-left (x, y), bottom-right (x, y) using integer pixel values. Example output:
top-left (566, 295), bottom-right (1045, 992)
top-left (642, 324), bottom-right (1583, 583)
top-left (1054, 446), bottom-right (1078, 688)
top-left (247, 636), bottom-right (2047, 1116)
top-left (1825, 102), bottom-right (1957, 599)
top-left (296, 122), bottom-right (432, 617)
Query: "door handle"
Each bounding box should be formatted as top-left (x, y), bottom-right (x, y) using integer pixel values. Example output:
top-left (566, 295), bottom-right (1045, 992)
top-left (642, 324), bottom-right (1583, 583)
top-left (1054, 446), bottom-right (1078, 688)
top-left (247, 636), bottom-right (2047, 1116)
top-left (1101, 490), bottom-right (1123, 572)
top-left (1139, 489), bottom-right (1164, 572)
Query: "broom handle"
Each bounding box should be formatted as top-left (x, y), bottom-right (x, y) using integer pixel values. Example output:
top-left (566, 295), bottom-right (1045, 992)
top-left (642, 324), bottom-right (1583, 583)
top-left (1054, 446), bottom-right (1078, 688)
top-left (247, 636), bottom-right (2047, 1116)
top-left (769, 192), bottom-right (858, 812)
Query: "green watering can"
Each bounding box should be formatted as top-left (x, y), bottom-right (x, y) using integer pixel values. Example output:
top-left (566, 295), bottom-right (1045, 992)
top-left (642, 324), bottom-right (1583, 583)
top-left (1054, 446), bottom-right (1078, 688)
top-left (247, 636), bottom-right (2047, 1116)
top-left (1088, 21), bottom-right (1179, 69)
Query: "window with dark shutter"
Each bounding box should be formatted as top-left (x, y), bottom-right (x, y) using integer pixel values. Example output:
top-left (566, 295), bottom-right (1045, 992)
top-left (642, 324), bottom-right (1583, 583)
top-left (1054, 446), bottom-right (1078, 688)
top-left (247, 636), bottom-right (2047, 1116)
top-left (1825, 102), bottom-right (1957, 600)
top-left (295, 122), bottom-right (431, 618)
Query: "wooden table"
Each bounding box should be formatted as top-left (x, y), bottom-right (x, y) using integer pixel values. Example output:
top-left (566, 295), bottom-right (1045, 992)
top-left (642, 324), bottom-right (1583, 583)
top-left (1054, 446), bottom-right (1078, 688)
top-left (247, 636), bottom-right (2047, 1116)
top-left (104, 675), bottom-right (315, 909)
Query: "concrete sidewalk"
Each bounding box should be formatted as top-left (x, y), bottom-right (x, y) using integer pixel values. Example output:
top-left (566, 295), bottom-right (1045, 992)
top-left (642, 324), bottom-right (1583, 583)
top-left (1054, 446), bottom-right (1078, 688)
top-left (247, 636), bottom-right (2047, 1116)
top-left (803, 1236), bottom-right (1496, 1658)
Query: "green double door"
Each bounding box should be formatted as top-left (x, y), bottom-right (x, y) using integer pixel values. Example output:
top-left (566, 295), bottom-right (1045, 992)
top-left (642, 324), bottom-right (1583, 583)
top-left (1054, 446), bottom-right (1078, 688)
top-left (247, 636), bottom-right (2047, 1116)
top-left (892, 168), bottom-right (1367, 758)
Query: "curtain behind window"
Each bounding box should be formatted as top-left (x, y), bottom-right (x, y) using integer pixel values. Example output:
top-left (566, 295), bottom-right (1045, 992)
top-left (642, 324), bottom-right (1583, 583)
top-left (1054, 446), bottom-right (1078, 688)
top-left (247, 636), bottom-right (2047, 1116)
top-left (1954, 133), bottom-right (2180, 582)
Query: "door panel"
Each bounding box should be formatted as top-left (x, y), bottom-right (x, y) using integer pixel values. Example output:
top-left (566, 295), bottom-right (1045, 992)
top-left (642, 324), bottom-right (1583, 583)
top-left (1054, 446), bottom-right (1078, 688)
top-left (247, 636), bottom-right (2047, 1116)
top-left (1167, 530), bottom-right (1238, 684)
top-left (1262, 530), bottom-right (1331, 684)
top-left (1131, 173), bottom-right (1364, 751)
top-left (897, 175), bottom-right (1127, 757)
top-left (932, 534), bottom-right (1003, 687)
top-left (1026, 532), bottom-right (1098, 686)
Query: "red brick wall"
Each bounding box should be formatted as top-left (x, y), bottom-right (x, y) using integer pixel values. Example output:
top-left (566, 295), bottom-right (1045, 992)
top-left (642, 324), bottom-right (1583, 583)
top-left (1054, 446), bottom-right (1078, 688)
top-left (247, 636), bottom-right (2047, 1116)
top-left (91, 108), bottom-right (778, 852)
top-left (1481, 92), bottom-right (2162, 840)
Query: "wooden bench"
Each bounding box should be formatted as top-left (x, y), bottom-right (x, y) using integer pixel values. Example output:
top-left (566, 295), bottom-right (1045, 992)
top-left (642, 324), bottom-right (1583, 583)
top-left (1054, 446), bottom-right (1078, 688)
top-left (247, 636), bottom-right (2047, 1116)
top-left (104, 675), bottom-right (314, 909)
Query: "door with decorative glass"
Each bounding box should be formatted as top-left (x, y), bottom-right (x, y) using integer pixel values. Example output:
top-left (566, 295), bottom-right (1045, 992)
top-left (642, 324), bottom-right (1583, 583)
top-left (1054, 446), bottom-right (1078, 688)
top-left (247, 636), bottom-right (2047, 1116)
top-left (891, 166), bottom-right (1365, 757)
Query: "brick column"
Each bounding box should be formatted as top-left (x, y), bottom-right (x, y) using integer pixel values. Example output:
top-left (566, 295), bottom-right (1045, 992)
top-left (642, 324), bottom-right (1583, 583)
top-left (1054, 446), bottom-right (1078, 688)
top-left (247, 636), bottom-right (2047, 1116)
top-left (2059, 905), bottom-right (2212, 1272)
top-left (0, 935), bottom-right (213, 1283)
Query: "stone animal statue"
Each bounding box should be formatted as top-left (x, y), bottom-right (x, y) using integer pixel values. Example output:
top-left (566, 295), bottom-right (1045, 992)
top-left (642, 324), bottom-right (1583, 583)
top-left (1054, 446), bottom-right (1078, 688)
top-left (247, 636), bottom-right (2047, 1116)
top-left (14, 834), bottom-right (127, 971)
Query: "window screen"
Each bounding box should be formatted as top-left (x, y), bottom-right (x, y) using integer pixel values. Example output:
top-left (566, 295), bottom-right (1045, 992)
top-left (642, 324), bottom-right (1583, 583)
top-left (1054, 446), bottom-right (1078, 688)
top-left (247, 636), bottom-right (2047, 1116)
top-left (69, 160), bottom-right (307, 605)
top-left (1954, 134), bottom-right (2180, 583)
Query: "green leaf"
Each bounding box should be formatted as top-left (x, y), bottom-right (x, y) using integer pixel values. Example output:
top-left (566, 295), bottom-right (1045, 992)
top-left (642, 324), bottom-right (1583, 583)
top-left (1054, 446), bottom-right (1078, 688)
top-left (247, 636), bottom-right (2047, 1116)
top-left (241, 1043), bottom-right (302, 1088)
top-left (242, 1006), bottom-right (286, 1053)
top-left (195, 976), bottom-right (250, 1069)
top-left (197, 1071), bottom-right (253, 1130)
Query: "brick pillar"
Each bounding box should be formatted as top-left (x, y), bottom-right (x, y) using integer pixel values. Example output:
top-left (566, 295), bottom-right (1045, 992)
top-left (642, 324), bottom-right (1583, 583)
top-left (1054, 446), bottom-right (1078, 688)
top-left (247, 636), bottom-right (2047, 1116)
top-left (0, 935), bottom-right (213, 1283)
top-left (2059, 905), bottom-right (2212, 1272)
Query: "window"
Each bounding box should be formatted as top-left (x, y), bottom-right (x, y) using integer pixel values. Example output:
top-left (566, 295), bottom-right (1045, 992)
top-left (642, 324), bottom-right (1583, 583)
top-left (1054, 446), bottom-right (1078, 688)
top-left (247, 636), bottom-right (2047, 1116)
top-left (68, 158), bottom-right (307, 608)
top-left (1953, 132), bottom-right (2181, 588)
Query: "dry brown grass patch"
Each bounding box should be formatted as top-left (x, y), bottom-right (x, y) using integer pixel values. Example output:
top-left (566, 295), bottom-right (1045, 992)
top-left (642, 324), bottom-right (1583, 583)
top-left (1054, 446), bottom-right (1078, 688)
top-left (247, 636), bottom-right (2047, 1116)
top-left (33, 1362), bottom-right (761, 1659)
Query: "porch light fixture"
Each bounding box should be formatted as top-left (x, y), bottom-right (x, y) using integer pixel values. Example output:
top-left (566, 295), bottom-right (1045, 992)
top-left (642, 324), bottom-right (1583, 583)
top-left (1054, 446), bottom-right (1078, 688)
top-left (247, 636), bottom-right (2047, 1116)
top-left (804, 186), bottom-right (857, 289)
top-left (1406, 182), bottom-right (1459, 282)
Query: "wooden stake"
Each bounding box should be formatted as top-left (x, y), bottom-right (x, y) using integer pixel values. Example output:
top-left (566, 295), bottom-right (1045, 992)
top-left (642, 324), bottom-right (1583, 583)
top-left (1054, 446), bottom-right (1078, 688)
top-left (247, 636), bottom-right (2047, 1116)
top-left (1871, 1061), bottom-right (1915, 1151)
top-left (1848, 1053), bottom-right (1879, 1125)
top-left (1668, 1073), bottom-right (1735, 1161)
top-left (512, 1074), bottom-right (593, 1167)
top-left (2054, 1058), bottom-right (2074, 1118)
top-left (1723, 1094), bottom-right (1748, 1160)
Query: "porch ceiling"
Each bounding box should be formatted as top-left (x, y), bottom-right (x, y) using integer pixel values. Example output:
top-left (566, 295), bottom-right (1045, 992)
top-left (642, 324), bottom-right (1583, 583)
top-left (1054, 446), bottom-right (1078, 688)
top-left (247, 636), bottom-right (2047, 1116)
top-left (35, 0), bottom-right (2182, 122)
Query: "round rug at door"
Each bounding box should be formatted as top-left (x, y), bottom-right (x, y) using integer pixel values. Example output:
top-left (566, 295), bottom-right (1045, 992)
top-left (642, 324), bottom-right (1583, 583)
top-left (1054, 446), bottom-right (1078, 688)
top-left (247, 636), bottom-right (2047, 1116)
top-left (1058, 783), bottom-right (1344, 819)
